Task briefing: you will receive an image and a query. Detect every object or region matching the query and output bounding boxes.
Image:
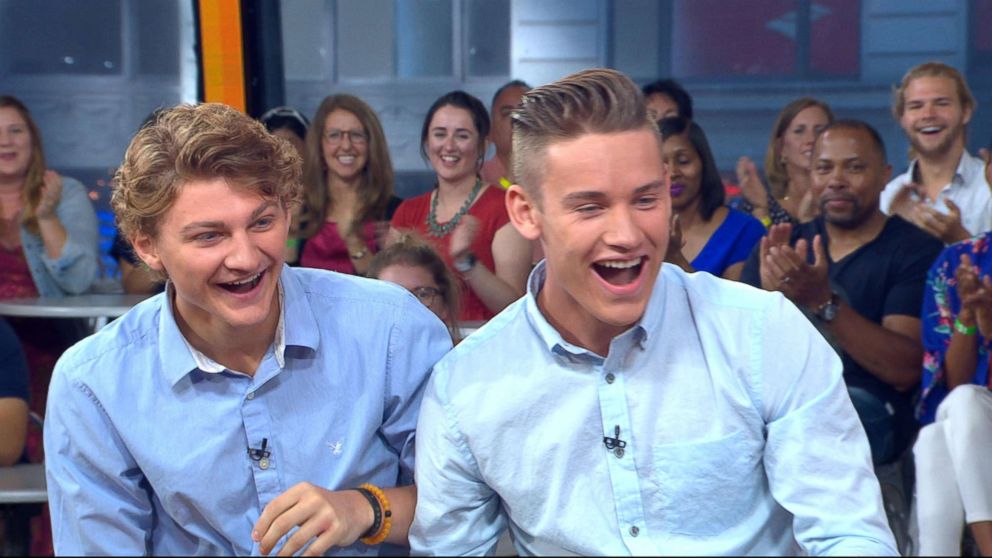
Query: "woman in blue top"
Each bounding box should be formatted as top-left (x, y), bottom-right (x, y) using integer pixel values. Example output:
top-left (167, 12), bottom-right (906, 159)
top-left (917, 232), bottom-right (992, 556)
top-left (659, 116), bottom-right (765, 280)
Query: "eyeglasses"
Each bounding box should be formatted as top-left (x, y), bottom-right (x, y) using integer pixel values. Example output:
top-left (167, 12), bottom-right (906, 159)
top-left (410, 286), bottom-right (441, 307)
top-left (324, 129), bottom-right (368, 145)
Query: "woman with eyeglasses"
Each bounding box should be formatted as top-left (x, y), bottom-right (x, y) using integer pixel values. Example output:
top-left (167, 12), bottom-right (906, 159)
top-left (368, 233), bottom-right (462, 344)
top-left (390, 91), bottom-right (531, 322)
top-left (294, 94), bottom-right (400, 275)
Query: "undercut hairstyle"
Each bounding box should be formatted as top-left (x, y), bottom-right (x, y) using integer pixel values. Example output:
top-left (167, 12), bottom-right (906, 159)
top-left (765, 97), bottom-right (834, 199)
top-left (491, 80), bottom-right (531, 108)
top-left (420, 90), bottom-right (491, 165)
top-left (658, 116), bottom-right (725, 221)
top-left (367, 232), bottom-right (462, 344)
top-left (113, 102), bottom-right (303, 242)
top-left (816, 119), bottom-right (889, 164)
top-left (0, 95), bottom-right (48, 235)
top-left (892, 61), bottom-right (976, 119)
top-left (511, 68), bottom-right (657, 203)
top-left (642, 78), bottom-right (694, 120)
top-left (300, 94), bottom-right (394, 239)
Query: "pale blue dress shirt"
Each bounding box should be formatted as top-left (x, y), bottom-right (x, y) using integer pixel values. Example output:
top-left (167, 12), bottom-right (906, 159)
top-left (410, 262), bottom-right (898, 556)
top-left (44, 265), bottom-right (452, 555)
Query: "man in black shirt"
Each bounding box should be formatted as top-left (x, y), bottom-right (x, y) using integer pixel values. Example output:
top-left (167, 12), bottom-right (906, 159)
top-left (742, 120), bottom-right (943, 466)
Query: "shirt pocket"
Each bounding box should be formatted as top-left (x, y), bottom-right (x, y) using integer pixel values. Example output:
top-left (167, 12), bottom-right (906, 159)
top-left (644, 430), bottom-right (763, 536)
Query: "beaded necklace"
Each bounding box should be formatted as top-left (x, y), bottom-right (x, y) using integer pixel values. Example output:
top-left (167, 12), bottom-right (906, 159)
top-left (426, 177), bottom-right (483, 237)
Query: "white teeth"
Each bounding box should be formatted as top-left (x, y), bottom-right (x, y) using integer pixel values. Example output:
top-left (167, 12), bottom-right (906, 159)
top-left (920, 126), bottom-right (942, 133)
top-left (441, 155), bottom-right (459, 162)
top-left (337, 156), bottom-right (355, 164)
top-left (229, 272), bottom-right (260, 286)
top-left (598, 258), bottom-right (641, 269)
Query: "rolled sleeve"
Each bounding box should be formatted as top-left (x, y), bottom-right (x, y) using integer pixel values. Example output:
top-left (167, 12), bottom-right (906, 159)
top-left (409, 362), bottom-right (506, 556)
top-left (756, 296), bottom-right (898, 556)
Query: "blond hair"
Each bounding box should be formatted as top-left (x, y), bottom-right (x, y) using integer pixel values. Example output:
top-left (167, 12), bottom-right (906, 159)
top-left (892, 61), bottom-right (976, 120)
top-left (112, 103), bottom-right (302, 242)
top-left (510, 68), bottom-right (656, 202)
top-left (764, 97), bottom-right (834, 199)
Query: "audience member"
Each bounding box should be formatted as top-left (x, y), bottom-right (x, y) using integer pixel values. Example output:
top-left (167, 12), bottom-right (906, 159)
top-left (294, 94), bottom-right (400, 275)
top-left (109, 231), bottom-right (163, 295)
top-left (741, 120), bottom-right (943, 466)
top-left (368, 232), bottom-right (462, 344)
top-left (481, 80), bottom-right (530, 189)
top-left (737, 97), bottom-right (834, 227)
top-left (44, 103), bottom-right (451, 555)
top-left (642, 78), bottom-right (693, 120)
top-left (659, 116), bottom-right (765, 280)
top-left (410, 68), bottom-right (896, 556)
top-left (881, 61), bottom-right (991, 243)
top-left (259, 105), bottom-right (309, 160)
top-left (916, 235), bottom-right (992, 555)
top-left (390, 90), bottom-right (530, 322)
top-left (0, 317), bottom-right (29, 467)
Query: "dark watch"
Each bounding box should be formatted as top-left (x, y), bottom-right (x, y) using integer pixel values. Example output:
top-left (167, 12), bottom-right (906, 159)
top-left (454, 252), bottom-right (477, 273)
top-left (813, 292), bottom-right (841, 323)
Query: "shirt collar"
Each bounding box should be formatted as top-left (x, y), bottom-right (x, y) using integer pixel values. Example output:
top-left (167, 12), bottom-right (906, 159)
top-left (523, 260), bottom-right (662, 360)
top-left (158, 266), bottom-right (318, 386)
top-left (908, 150), bottom-right (980, 188)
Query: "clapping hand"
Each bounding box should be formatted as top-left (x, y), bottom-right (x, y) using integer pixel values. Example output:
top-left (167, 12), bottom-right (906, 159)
top-left (36, 170), bottom-right (63, 220)
top-left (761, 225), bottom-right (831, 308)
top-left (664, 213), bottom-right (690, 270)
top-left (735, 156), bottom-right (767, 210)
top-left (955, 253), bottom-right (992, 337)
top-left (448, 214), bottom-right (479, 260)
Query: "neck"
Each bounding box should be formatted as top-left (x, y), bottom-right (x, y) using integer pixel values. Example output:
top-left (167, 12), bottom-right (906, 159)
top-left (537, 285), bottom-right (619, 358)
top-left (326, 175), bottom-right (361, 220)
top-left (437, 174), bottom-right (480, 204)
top-left (0, 176), bottom-right (25, 196)
top-left (674, 195), bottom-right (705, 228)
top-left (784, 167), bottom-right (811, 198)
top-left (824, 209), bottom-right (887, 250)
top-left (172, 291), bottom-right (280, 376)
top-left (914, 142), bottom-right (965, 190)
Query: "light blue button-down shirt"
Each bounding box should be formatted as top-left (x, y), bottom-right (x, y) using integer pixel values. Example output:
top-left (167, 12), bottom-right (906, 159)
top-left (410, 263), bottom-right (897, 556)
top-left (44, 265), bottom-right (452, 556)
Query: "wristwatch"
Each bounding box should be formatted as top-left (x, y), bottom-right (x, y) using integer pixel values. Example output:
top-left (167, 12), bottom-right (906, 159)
top-left (813, 292), bottom-right (841, 323)
top-left (454, 252), bottom-right (477, 273)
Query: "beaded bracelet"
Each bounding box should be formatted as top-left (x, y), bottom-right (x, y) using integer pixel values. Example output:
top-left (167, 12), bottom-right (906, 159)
top-left (356, 483), bottom-right (392, 545)
top-left (954, 318), bottom-right (978, 336)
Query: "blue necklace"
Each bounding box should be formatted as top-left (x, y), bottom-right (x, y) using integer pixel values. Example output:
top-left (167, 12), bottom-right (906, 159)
top-left (426, 177), bottom-right (483, 237)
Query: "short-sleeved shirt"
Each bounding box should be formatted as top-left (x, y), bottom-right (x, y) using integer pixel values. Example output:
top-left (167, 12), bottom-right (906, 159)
top-left (391, 185), bottom-right (509, 321)
top-left (741, 216), bottom-right (944, 417)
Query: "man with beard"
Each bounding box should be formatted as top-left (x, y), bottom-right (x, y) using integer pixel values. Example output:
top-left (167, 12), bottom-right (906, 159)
top-left (742, 120), bottom-right (943, 468)
top-left (880, 61), bottom-right (991, 243)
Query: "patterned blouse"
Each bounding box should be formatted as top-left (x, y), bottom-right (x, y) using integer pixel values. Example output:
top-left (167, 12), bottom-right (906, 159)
top-left (919, 232), bottom-right (992, 424)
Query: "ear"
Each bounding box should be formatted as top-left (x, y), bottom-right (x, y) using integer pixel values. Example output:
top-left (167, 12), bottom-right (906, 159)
top-left (130, 232), bottom-right (165, 274)
top-left (506, 184), bottom-right (542, 242)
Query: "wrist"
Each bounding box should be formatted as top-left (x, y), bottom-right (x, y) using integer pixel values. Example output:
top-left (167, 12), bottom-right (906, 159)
top-left (453, 252), bottom-right (477, 274)
top-left (954, 317), bottom-right (978, 336)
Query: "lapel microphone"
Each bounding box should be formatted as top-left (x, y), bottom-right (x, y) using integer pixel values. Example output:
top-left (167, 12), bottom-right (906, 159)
top-left (247, 438), bottom-right (271, 462)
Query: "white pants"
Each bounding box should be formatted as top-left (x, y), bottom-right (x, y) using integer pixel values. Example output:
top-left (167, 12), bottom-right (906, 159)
top-left (914, 385), bottom-right (992, 556)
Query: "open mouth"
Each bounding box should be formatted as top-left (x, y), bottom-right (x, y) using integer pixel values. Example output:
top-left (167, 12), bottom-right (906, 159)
top-left (593, 257), bottom-right (644, 287)
top-left (219, 270), bottom-right (264, 294)
top-left (336, 155), bottom-right (356, 164)
top-left (918, 125), bottom-right (943, 136)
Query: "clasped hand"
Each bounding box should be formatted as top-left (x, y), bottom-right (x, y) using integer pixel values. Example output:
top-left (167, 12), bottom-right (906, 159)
top-left (252, 482), bottom-right (370, 557)
top-left (759, 223), bottom-right (832, 308)
top-left (955, 253), bottom-right (992, 337)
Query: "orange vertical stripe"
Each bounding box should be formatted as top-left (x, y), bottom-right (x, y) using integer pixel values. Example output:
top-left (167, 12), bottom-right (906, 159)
top-left (199, 0), bottom-right (246, 112)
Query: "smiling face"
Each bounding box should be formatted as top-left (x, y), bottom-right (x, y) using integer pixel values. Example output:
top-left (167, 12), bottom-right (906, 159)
top-left (899, 75), bottom-right (971, 159)
top-left (508, 129), bottom-right (668, 350)
top-left (810, 127), bottom-right (891, 229)
top-left (0, 107), bottom-right (34, 183)
top-left (322, 109), bottom-right (368, 183)
top-left (426, 105), bottom-right (484, 184)
top-left (660, 131), bottom-right (702, 211)
top-left (131, 178), bottom-right (289, 337)
top-left (779, 105), bottom-right (831, 173)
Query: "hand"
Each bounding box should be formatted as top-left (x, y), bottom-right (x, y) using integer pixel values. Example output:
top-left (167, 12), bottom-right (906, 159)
top-left (887, 182), bottom-right (923, 221)
top-left (908, 199), bottom-right (970, 243)
top-left (253, 482), bottom-right (371, 557)
top-left (36, 170), bottom-right (63, 220)
top-left (448, 214), bottom-right (479, 260)
top-left (763, 232), bottom-right (831, 308)
top-left (758, 223), bottom-right (792, 290)
top-left (664, 213), bottom-right (689, 268)
top-left (796, 188), bottom-right (818, 222)
top-left (956, 253), bottom-right (992, 337)
top-left (735, 156), bottom-right (767, 209)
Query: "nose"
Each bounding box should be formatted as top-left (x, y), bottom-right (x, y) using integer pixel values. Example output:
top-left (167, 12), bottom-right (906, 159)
top-left (224, 231), bottom-right (262, 272)
top-left (603, 206), bottom-right (642, 249)
top-left (338, 132), bottom-right (353, 148)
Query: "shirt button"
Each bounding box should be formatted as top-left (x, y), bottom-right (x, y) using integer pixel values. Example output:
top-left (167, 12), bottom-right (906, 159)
top-left (629, 525), bottom-right (639, 537)
top-left (614, 447), bottom-right (625, 459)
top-left (605, 373), bottom-right (615, 384)
top-left (246, 391), bottom-right (255, 400)
top-left (259, 457), bottom-right (270, 470)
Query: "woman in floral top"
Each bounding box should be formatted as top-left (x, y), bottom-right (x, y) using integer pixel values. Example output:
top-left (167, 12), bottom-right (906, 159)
top-left (917, 232), bottom-right (992, 556)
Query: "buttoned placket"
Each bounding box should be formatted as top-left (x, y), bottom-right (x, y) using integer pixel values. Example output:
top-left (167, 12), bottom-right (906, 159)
top-left (240, 353), bottom-right (284, 505)
top-left (594, 334), bottom-right (656, 555)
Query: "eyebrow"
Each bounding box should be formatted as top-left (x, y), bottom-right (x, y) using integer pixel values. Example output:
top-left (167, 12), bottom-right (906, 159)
top-left (179, 200), bottom-right (278, 234)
